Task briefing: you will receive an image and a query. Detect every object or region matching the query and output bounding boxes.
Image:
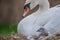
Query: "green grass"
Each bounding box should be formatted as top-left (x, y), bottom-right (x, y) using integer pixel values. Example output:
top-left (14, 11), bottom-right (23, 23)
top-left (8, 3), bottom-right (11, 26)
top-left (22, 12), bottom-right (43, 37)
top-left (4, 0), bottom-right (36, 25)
top-left (52, 36), bottom-right (58, 40)
top-left (0, 23), bottom-right (18, 36)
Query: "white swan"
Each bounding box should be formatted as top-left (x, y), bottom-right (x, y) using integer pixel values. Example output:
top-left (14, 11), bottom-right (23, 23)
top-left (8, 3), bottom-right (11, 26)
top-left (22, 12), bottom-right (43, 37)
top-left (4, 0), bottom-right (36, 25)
top-left (17, 0), bottom-right (60, 40)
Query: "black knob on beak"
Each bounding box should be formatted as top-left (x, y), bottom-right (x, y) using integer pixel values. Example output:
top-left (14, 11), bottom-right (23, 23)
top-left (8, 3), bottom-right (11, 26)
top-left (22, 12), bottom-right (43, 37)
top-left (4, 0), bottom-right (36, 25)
top-left (24, 3), bottom-right (30, 9)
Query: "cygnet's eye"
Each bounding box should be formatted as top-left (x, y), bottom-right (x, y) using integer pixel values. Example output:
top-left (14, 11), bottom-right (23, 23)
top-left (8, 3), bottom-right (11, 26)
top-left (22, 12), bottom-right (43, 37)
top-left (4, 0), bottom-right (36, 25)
top-left (37, 28), bottom-right (45, 32)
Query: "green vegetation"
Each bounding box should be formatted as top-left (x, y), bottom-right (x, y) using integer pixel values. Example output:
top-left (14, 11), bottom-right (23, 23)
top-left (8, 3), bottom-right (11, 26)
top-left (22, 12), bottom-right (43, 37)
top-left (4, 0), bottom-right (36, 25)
top-left (52, 37), bottom-right (58, 40)
top-left (0, 23), bottom-right (18, 36)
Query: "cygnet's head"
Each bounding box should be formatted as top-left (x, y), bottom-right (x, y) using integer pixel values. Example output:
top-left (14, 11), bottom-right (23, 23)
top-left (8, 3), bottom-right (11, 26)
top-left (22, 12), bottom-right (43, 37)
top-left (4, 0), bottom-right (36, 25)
top-left (37, 28), bottom-right (48, 36)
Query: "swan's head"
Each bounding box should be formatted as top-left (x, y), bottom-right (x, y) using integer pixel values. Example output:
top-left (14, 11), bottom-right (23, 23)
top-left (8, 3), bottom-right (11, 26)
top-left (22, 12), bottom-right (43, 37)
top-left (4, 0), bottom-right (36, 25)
top-left (23, 0), bottom-right (49, 17)
top-left (23, 0), bottom-right (41, 17)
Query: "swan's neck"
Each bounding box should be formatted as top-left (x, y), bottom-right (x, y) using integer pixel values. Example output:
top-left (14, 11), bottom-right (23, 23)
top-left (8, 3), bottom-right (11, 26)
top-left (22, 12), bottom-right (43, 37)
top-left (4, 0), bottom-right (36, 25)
top-left (34, 0), bottom-right (50, 15)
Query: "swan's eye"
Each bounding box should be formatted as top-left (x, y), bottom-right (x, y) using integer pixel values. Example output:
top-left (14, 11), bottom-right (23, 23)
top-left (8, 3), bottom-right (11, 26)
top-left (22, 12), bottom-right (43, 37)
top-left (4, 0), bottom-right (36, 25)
top-left (24, 3), bottom-right (31, 9)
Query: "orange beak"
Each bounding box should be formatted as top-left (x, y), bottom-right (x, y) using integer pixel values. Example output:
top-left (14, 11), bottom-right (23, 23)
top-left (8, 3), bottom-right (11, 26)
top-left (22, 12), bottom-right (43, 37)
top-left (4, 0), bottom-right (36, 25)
top-left (23, 7), bottom-right (30, 17)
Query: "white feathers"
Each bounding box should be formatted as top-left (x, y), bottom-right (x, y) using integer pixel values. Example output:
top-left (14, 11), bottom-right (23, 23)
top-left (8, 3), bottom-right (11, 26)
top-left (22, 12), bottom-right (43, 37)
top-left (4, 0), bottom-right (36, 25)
top-left (17, 0), bottom-right (60, 39)
top-left (44, 7), bottom-right (60, 34)
top-left (18, 0), bottom-right (49, 37)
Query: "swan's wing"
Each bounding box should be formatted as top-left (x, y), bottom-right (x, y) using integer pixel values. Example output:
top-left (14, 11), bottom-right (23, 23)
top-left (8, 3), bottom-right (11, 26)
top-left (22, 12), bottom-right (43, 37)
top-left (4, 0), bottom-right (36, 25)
top-left (35, 6), bottom-right (60, 27)
top-left (33, 7), bottom-right (60, 35)
top-left (44, 8), bottom-right (60, 34)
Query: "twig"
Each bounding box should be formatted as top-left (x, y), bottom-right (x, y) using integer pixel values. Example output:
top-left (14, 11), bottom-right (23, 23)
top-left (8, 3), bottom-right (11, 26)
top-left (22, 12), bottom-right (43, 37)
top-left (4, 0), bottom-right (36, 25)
top-left (42, 29), bottom-right (60, 40)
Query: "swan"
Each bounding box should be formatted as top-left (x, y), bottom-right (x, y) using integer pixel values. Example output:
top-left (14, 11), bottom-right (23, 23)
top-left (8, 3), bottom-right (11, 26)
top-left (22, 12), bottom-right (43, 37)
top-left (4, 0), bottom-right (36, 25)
top-left (17, 0), bottom-right (60, 40)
